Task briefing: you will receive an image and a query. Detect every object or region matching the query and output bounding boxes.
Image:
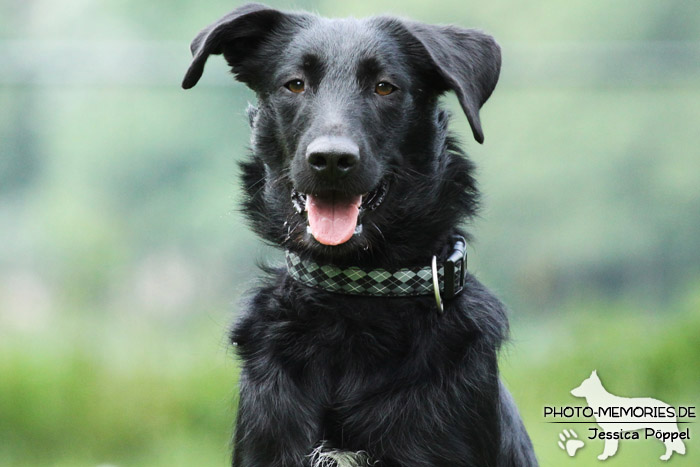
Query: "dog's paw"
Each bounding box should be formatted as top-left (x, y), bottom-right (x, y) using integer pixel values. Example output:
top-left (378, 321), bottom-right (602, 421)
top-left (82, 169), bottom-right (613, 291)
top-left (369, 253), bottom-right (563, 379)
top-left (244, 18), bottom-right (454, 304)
top-left (308, 443), bottom-right (375, 467)
top-left (558, 429), bottom-right (585, 457)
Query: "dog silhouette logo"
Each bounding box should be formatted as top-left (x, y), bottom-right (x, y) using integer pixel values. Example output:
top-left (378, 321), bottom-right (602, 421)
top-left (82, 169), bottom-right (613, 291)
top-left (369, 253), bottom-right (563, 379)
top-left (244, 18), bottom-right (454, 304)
top-left (570, 370), bottom-right (687, 461)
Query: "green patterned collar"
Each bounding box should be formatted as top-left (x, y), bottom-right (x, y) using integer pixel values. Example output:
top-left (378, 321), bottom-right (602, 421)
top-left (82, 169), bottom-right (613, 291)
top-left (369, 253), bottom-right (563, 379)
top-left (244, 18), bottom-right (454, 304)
top-left (285, 236), bottom-right (467, 309)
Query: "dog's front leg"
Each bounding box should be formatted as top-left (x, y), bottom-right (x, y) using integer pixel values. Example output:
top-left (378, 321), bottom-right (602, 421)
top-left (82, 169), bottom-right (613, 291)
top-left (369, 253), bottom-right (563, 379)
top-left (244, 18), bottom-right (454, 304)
top-left (232, 368), bottom-right (320, 467)
top-left (337, 344), bottom-right (503, 466)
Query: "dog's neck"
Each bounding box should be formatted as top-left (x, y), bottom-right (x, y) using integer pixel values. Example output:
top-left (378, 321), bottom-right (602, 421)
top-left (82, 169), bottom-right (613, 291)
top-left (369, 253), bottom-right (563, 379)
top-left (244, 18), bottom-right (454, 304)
top-left (285, 235), bottom-right (467, 310)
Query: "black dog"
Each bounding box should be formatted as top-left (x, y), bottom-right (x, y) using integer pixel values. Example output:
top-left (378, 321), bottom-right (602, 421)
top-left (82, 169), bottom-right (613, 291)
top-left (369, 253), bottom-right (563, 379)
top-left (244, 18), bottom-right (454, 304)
top-left (183, 4), bottom-right (537, 466)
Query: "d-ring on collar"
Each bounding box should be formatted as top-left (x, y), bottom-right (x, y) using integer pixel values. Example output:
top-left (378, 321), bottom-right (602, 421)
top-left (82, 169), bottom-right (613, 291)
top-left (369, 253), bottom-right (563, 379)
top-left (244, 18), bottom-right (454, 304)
top-left (433, 235), bottom-right (467, 312)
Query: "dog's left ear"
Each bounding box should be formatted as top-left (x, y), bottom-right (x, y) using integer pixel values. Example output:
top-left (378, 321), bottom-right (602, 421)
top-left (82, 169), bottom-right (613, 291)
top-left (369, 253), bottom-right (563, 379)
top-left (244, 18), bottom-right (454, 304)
top-left (402, 22), bottom-right (501, 144)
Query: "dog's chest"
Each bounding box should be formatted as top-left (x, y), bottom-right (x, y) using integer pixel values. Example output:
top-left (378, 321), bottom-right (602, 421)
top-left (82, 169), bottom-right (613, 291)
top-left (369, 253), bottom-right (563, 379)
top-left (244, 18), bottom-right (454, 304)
top-left (258, 304), bottom-right (420, 375)
top-left (236, 296), bottom-right (438, 394)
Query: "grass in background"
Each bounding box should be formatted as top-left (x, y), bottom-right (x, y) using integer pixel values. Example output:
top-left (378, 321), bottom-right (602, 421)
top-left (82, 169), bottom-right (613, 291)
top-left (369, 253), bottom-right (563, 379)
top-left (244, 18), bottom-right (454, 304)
top-left (1, 291), bottom-right (697, 466)
top-left (0, 312), bottom-right (238, 467)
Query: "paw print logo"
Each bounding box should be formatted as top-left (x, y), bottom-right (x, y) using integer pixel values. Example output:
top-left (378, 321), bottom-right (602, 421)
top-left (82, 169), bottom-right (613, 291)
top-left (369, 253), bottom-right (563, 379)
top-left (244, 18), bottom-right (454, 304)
top-left (558, 428), bottom-right (585, 457)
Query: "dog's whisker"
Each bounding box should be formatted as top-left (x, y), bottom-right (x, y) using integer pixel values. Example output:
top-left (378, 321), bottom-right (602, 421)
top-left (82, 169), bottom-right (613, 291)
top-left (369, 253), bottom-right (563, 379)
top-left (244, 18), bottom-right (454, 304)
top-left (369, 221), bottom-right (385, 242)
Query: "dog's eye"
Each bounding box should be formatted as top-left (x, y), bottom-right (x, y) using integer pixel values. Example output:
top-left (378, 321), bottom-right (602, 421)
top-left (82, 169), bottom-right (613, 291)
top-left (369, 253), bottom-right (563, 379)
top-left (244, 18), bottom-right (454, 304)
top-left (375, 82), bottom-right (396, 96)
top-left (285, 79), bottom-right (305, 93)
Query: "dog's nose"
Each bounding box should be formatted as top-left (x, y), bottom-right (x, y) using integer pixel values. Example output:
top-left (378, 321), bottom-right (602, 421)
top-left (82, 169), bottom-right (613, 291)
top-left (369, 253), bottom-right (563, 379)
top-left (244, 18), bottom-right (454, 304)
top-left (305, 136), bottom-right (360, 180)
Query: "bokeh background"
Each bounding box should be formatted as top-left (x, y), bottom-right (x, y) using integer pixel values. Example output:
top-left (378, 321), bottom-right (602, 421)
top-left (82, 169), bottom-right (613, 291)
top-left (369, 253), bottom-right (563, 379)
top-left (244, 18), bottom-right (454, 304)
top-left (1, 0), bottom-right (699, 465)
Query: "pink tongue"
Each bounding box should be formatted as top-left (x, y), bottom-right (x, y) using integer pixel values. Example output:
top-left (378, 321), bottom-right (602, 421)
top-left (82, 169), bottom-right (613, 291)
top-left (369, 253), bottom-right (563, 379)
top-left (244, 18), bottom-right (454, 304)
top-left (306, 193), bottom-right (362, 245)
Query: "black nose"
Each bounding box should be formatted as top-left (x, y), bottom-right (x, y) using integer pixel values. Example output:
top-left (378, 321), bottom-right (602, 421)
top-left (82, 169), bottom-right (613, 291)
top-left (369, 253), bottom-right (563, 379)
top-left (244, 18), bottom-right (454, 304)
top-left (305, 136), bottom-right (360, 180)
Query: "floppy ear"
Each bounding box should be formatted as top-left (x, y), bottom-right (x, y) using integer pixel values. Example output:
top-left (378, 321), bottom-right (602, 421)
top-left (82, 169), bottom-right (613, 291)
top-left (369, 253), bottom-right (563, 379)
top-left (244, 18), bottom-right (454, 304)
top-left (403, 22), bottom-right (501, 144)
top-left (182, 3), bottom-right (293, 90)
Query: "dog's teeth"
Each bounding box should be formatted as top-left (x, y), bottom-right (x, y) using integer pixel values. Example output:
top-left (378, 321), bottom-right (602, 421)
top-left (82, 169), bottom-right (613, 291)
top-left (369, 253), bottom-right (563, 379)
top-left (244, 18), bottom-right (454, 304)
top-left (354, 224), bottom-right (363, 235)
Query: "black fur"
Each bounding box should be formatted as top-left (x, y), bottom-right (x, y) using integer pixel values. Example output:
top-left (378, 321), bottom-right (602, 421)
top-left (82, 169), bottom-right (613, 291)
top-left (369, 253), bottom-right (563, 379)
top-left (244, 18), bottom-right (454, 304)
top-left (183, 4), bottom-right (537, 466)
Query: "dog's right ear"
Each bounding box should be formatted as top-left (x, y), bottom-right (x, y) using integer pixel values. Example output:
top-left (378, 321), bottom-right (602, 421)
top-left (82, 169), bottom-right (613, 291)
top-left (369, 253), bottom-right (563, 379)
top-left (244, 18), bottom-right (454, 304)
top-left (182, 3), bottom-right (297, 90)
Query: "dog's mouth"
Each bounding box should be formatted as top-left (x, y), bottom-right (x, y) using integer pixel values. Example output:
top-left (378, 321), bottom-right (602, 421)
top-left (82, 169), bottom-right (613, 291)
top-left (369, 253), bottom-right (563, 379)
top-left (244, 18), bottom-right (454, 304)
top-left (291, 180), bottom-right (388, 246)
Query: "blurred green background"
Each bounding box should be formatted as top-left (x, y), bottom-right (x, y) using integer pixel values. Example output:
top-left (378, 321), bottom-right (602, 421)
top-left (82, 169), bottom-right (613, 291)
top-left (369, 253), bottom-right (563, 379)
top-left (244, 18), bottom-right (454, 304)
top-left (1, 0), bottom-right (699, 465)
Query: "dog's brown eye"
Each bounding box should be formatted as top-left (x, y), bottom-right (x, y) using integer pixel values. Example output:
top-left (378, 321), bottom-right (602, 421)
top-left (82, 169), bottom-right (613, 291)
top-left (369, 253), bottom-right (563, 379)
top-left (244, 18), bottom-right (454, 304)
top-left (285, 79), bottom-right (305, 93)
top-left (375, 82), bottom-right (395, 96)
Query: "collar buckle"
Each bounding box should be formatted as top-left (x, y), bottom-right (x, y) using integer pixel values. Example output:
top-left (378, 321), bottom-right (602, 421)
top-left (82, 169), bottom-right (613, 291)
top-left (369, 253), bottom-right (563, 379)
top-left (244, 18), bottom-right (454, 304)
top-left (442, 235), bottom-right (467, 300)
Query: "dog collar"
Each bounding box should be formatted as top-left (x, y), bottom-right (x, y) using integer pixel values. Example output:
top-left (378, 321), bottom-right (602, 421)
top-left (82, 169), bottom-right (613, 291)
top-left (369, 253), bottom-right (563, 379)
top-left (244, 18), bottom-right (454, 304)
top-left (285, 235), bottom-right (467, 311)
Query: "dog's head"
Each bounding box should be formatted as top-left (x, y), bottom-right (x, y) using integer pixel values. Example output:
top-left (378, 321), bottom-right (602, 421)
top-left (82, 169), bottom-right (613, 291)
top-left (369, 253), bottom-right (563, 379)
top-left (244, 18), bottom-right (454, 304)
top-left (183, 4), bottom-right (500, 264)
